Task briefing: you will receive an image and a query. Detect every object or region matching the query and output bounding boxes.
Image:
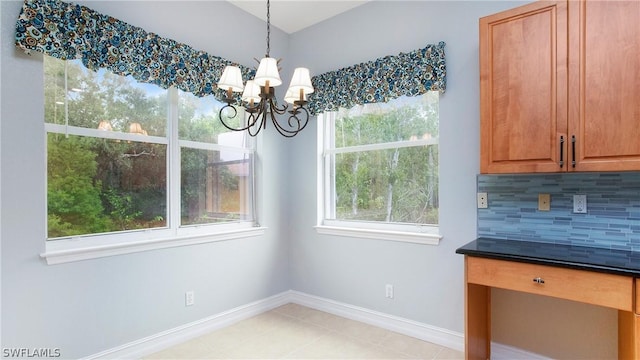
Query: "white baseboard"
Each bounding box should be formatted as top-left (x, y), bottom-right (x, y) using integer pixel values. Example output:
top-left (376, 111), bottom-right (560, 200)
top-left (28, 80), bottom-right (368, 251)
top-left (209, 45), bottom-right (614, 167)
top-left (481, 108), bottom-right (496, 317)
top-left (288, 290), bottom-right (465, 352)
top-left (83, 291), bottom-right (291, 360)
top-left (289, 291), bottom-right (551, 360)
top-left (84, 290), bottom-right (549, 360)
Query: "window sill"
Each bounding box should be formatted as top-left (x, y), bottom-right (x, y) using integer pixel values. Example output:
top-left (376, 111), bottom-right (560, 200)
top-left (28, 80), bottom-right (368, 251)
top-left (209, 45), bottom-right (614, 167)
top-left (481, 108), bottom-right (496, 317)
top-left (314, 225), bottom-right (442, 245)
top-left (41, 227), bottom-right (267, 265)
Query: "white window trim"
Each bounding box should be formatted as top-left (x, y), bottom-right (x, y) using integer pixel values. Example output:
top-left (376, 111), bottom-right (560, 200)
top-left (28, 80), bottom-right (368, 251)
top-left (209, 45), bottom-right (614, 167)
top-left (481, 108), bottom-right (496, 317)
top-left (326, 137), bottom-right (439, 155)
top-left (316, 101), bottom-right (442, 246)
top-left (41, 225), bottom-right (267, 265)
top-left (314, 225), bottom-right (441, 245)
top-left (44, 64), bottom-right (261, 264)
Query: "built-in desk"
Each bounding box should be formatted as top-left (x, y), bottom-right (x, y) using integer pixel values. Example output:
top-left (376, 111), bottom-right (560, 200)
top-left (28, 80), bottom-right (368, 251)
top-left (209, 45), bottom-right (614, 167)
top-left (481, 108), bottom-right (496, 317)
top-left (456, 238), bottom-right (640, 360)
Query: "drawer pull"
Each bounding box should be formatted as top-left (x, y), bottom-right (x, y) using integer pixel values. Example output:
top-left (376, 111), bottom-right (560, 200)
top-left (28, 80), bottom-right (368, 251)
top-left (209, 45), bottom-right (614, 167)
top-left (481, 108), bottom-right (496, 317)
top-left (571, 135), bottom-right (576, 168)
top-left (559, 136), bottom-right (564, 168)
top-left (533, 277), bottom-right (545, 284)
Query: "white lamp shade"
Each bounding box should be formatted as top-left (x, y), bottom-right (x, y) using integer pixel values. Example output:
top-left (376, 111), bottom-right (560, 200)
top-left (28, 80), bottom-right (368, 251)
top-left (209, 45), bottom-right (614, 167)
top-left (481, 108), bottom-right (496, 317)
top-left (242, 80), bottom-right (262, 104)
top-left (254, 57), bottom-right (282, 87)
top-left (218, 66), bottom-right (244, 92)
top-left (284, 88), bottom-right (307, 104)
top-left (288, 67), bottom-right (314, 94)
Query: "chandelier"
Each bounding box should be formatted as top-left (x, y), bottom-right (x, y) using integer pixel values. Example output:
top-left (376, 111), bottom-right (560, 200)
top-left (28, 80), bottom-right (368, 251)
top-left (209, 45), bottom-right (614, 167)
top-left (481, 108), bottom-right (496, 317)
top-left (217, 0), bottom-right (314, 137)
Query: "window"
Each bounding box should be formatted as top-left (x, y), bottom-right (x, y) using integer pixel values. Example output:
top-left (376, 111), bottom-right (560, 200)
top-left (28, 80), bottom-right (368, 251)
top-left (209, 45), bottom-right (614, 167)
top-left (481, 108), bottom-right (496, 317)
top-left (43, 57), bottom-right (260, 262)
top-left (317, 93), bottom-right (440, 244)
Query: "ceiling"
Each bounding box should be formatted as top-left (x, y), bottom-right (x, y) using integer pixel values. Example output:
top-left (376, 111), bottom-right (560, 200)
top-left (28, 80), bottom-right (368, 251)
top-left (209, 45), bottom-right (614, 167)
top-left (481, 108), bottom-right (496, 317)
top-left (227, 1), bottom-right (371, 34)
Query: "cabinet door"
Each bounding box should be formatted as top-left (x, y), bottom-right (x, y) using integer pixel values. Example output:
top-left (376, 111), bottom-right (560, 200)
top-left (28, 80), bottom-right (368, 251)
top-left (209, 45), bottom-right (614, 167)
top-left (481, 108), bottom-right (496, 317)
top-left (568, 0), bottom-right (640, 171)
top-left (480, 1), bottom-right (568, 174)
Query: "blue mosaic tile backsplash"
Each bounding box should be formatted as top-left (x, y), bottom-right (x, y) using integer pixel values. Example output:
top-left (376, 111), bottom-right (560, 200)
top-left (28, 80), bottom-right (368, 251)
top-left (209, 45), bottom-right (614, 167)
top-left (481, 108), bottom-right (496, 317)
top-left (477, 172), bottom-right (640, 251)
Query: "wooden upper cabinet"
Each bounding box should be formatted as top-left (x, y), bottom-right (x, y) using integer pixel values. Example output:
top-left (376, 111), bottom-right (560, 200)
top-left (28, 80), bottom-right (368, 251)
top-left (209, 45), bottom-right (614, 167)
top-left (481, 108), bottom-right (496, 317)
top-left (569, 0), bottom-right (640, 172)
top-left (480, 1), bottom-right (568, 173)
top-left (480, 0), bottom-right (640, 174)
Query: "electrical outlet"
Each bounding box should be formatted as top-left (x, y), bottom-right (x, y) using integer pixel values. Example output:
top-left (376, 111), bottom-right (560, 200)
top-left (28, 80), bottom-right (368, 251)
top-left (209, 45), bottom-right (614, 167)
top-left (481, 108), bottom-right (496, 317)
top-left (538, 193), bottom-right (551, 211)
top-left (573, 194), bottom-right (587, 214)
top-left (185, 291), bottom-right (195, 306)
top-left (477, 192), bottom-right (488, 209)
top-left (385, 284), bottom-right (394, 299)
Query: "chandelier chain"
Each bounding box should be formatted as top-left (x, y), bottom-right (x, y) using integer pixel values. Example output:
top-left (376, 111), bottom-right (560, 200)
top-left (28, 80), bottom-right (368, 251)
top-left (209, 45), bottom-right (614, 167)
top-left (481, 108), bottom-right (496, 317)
top-left (265, 0), bottom-right (270, 58)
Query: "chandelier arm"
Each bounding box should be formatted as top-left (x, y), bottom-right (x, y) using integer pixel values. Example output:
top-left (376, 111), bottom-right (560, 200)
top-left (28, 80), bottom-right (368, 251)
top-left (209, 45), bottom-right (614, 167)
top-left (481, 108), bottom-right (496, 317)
top-left (218, 104), bottom-right (247, 132)
top-left (247, 101), bottom-right (267, 137)
top-left (269, 97), bottom-right (288, 116)
top-left (247, 118), bottom-right (260, 137)
top-left (247, 114), bottom-right (262, 137)
top-left (245, 112), bottom-right (259, 137)
top-left (268, 106), bottom-right (309, 137)
top-left (268, 96), bottom-right (306, 137)
top-left (289, 106), bottom-right (310, 133)
top-left (219, 103), bottom-right (259, 132)
top-left (269, 108), bottom-right (299, 138)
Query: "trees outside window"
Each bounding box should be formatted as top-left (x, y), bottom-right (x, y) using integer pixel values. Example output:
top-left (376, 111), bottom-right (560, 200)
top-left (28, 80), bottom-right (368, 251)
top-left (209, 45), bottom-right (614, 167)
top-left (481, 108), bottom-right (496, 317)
top-left (320, 93), bottom-right (439, 233)
top-left (44, 57), bottom-right (254, 240)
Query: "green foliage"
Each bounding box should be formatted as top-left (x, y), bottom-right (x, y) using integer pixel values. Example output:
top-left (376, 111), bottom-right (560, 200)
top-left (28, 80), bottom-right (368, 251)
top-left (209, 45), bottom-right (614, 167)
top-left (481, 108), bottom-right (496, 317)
top-left (332, 94), bottom-right (439, 225)
top-left (47, 134), bottom-right (111, 237)
top-left (44, 57), bottom-right (249, 238)
top-left (45, 56), bottom-right (168, 135)
top-left (103, 188), bottom-right (142, 231)
top-left (44, 57), bottom-right (170, 238)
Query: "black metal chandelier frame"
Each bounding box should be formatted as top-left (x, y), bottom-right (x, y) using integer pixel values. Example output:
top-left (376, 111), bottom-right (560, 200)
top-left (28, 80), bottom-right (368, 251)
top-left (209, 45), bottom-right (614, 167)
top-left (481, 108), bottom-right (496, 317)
top-left (217, 0), bottom-right (311, 138)
top-left (219, 86), bottom-right (310, 138)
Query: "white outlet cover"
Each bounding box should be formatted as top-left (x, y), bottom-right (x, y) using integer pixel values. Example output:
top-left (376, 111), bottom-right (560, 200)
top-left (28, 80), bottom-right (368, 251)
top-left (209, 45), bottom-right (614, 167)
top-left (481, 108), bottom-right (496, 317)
top-left (185, 291), bottom-right (195, 306)
top-left (573, 194), bottom-right (587, 214)
top-left (477, 192), bottom-right (488, 209)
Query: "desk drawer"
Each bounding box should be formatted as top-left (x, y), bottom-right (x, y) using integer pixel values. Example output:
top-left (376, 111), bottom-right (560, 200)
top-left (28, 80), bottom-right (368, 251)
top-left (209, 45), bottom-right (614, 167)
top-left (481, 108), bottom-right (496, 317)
top-left (466, 257), bottom-right (633, 311)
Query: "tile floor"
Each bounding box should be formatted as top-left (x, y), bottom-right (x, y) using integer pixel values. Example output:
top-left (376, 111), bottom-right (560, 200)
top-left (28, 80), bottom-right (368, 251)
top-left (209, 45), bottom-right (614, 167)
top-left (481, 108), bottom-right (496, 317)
top-left (145, 303), bottom-right (464, 359)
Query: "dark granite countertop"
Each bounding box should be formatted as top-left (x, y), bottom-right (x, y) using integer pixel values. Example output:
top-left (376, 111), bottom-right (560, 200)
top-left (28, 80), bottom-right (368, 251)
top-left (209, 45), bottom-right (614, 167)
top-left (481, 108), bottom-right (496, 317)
top-left (456, 238), bottom-right (640, 277)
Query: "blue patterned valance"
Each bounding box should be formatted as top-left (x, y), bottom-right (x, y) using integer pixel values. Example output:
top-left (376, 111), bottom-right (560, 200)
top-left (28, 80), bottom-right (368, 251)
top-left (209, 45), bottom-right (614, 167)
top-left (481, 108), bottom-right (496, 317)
top-left (308, 42), bottom-right (446, 115)
top-left (14, 0), bottom-right (254, 101)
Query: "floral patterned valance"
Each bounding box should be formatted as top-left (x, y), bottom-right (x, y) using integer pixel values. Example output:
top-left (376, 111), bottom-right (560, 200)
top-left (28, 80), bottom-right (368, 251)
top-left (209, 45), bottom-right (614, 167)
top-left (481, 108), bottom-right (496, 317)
top-left (14, 0), bottom-right (254, 102)
top-left (308, 42), bottom-right (446, 115)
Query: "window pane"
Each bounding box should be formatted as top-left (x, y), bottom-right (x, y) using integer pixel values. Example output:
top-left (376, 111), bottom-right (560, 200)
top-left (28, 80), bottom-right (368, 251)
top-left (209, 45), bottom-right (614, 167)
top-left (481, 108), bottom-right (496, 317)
top-left (334, 93), bottom-right (439, 148)
top-left (47, 134), bottom-right (167, 239)
top-left (324, 92), bottom-right (439, 229)
top-left (44, 55), bottom-right (258, 243)
top-left (329, 145), bottom-right (438, 225)
top-left (178, 90), bottom-right (251, 145)
top-left (181, 148), bottom-right (253, 226)
top-left (44, 57), bottom-right (167, 137)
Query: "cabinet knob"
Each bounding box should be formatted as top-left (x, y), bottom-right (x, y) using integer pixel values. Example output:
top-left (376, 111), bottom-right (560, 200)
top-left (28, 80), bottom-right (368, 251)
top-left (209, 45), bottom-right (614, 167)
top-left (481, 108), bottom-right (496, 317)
top-left (533, 277), bottom-right (545, 284)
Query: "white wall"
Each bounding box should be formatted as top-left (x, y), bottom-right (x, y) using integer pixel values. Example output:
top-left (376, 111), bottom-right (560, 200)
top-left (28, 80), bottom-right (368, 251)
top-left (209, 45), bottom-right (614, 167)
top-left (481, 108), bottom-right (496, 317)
top-left (285, 0), bottom-right (525, 334)
top-left (1, 1), bottom-right (291, 358)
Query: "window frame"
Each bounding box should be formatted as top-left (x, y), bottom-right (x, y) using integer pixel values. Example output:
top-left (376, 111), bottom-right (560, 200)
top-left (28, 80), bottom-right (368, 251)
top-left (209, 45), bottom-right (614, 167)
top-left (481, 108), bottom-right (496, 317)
top-left (42, 60), bottom-right (264, 265)
top-left (315, 96), bottom-right (442, 245)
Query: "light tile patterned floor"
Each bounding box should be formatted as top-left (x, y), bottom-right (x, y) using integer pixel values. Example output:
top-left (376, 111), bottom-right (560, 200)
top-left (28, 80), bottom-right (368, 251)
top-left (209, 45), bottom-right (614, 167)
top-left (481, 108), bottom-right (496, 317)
top-left (145, 303), bottom-right (464, 359)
